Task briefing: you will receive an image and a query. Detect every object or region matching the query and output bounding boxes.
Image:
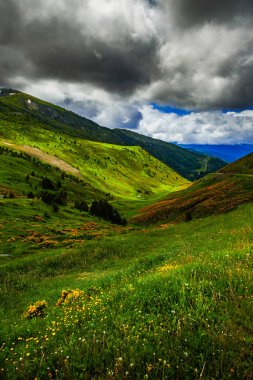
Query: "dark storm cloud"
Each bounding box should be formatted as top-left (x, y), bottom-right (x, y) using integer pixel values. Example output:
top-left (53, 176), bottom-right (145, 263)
top-left (0, 0), bottom-right (24, 86)
top-left (0, 0), bottom-right (253, 111)
top-left (0, 0), bottom-right (159, 95)
top-left (26, 24), bottom-right (158, 93)
top-left (170, 0), bottom-right (253, 27)
top-left (0, 0), bottom-right (22, 44)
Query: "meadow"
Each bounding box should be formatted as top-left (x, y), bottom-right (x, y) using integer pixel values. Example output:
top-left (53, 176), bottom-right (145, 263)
top-left (1, 203), bottom-right (252, 379)
top-left (0, 91), bottom-right (252, 379)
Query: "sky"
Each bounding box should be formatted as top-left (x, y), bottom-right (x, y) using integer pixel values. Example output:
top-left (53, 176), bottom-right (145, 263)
top-left (1, 0), bottom-right (253, 144)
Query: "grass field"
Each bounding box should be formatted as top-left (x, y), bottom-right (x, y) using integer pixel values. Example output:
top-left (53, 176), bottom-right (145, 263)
top-left (0, 91), bottom-right (252, 379)
top-left (0, 132), bottom-right (188, 200)
top-left (0, 203), bottom-right (252, 379)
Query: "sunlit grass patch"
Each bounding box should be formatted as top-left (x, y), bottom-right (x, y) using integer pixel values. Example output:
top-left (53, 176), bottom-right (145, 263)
top-left (0, 204), bottom-right (253, 379)
top-left (157, 263), bottom-right (180, 272)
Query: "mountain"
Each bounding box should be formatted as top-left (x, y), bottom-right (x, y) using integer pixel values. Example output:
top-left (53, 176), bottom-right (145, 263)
top-left (0, 89), bottom-right (226, 180)
top-left (113, 129), bottom-right (225, 180)
top-left (219, 151), bottom-right (253, 174)
top-left (0, 139), bottom-right (188, 202)
top-left (0, 90), bottom-right (189, 202)
top-left (180, 144), bottom-right (253, 163)
top-left (132, 153), bottom-right (253, 224)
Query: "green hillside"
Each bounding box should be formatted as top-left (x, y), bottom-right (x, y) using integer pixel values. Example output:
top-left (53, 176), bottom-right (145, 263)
top-left (113, 128), bottom-right (225, 180)
top-left (0, 136), bottom-right (188, 200)
top-left (1, 89), bottom-right (252, 379)
top-left (0, 90), bottom-right (190, 201)
top-left (0, 145), bottom-right (138, 258)
top-left (132, 154), bottom-right (253, 224)
top-left (0, 203), bottom-right (252, 379)
top-left (220, 152), bottom-right (253, 174)
top-left (0, 89), bottom-right (226, 180)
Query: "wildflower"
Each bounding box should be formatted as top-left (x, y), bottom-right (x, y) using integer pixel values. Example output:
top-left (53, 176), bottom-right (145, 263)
top-left (24, 300), bottom-right (47, 319)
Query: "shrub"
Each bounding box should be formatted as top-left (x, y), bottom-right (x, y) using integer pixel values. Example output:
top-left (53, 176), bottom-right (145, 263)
top-left (27, 191), bottom-right (35, 199)
top-left (24, 300), bottom-right (47, 319)
top-left (74, 200), bottom-right (89, 212)
top-left (56, 289), bottom-right (85, 306)
top-left (52, 203), bottom-right (59, 213)
top-left (41, 190), bottom-right (67, 206)
top-left (42, 177), bottom-right (55, 190)
top-left (90, 200), bottom-right (126, 225)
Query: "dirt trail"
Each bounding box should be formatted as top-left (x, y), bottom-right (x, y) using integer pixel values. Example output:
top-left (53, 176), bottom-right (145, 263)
top-left (1, 140), bottom-right (83, 179)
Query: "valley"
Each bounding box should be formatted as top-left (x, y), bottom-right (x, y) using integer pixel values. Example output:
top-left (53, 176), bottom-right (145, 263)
top-left (0, 90), bottom-right (252, 379)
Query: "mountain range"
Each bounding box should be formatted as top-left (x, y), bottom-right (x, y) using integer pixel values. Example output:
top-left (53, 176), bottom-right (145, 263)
top-left (180, 144), bottom-right (253, 163)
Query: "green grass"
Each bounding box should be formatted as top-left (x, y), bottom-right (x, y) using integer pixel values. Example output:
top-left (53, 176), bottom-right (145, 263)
top-left (0, 128), bottom-right (188, 200)
top-left (0, 91), bottom-right (226, 181)
top-left (0, 91), bottom-right (252, 379)
top-left (0, 203), bottom-right (252, 379)
top-left (132, 171), bottom-right (253, 225)
top-left (220, 152), bottom-right (253, 174)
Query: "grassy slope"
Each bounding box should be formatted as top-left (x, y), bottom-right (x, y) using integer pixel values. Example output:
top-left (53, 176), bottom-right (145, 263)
top-left (0, 135), bottom-right (188, 201)
top-left (0, 146), bottom-right (104, 199)
top-left (0, 91), bottom-right (226, 180)
top-left (0, 90), bottom-right (252, 379)
top-left (0, 204), bottom-right (252, 379)
top-left (132, 154), bottom-right (253, 224)
top-left (113, 128), bottom-right (226, 180)
top-left (220, 152), bottom-right (253, 174)
top-left (0, 147), bottom-right (126, 258)
top-left (0, 93), bottom-right (189, 200)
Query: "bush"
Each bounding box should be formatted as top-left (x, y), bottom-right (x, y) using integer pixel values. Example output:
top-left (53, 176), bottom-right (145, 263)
top-left (41, 190), bottom-right (67, 206)
top-left (56, 289), bottom-right (85, 307)
top-left (27, 191), bottom-right (35, 199)
top-left (24, 300), bottom-right (47, 319)
top-left (90, 200), bottom-right (126, 225)
top-left (42, 177), bottom-right (55, 190)
top-left (52, 203), bottom-right (59, 213)
top-left (74, 200), bottom-right (89, 212)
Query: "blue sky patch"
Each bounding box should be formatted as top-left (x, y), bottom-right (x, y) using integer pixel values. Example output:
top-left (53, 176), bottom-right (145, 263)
top-left (151, 103), bottom-right (191, 116)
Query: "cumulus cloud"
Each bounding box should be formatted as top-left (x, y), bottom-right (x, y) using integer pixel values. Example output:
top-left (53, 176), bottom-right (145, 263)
top-left (137, 105), bottom-right (253, 144)
top-left (18, 78), bottom-right (142, 130)
top-left (1, 0), bottom-right (253, 109)
top-left (168, 0), bottom-right (253, 27)
top-left (1, 0), bottom-right (253, 142)
top-left (0, 0), bottom-right (159, 95)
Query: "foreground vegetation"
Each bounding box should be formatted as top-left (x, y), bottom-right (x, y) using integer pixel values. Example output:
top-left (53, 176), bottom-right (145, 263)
top-left (1, 203), bottom-right (252, 379)
top-left (0, 89), bottom-right (252, 379)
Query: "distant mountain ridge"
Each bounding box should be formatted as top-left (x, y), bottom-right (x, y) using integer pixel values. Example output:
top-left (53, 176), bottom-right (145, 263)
top-left (180, 144), bottom-right (253, 163)
top-left (0, 89), bottom-right (226, 180)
